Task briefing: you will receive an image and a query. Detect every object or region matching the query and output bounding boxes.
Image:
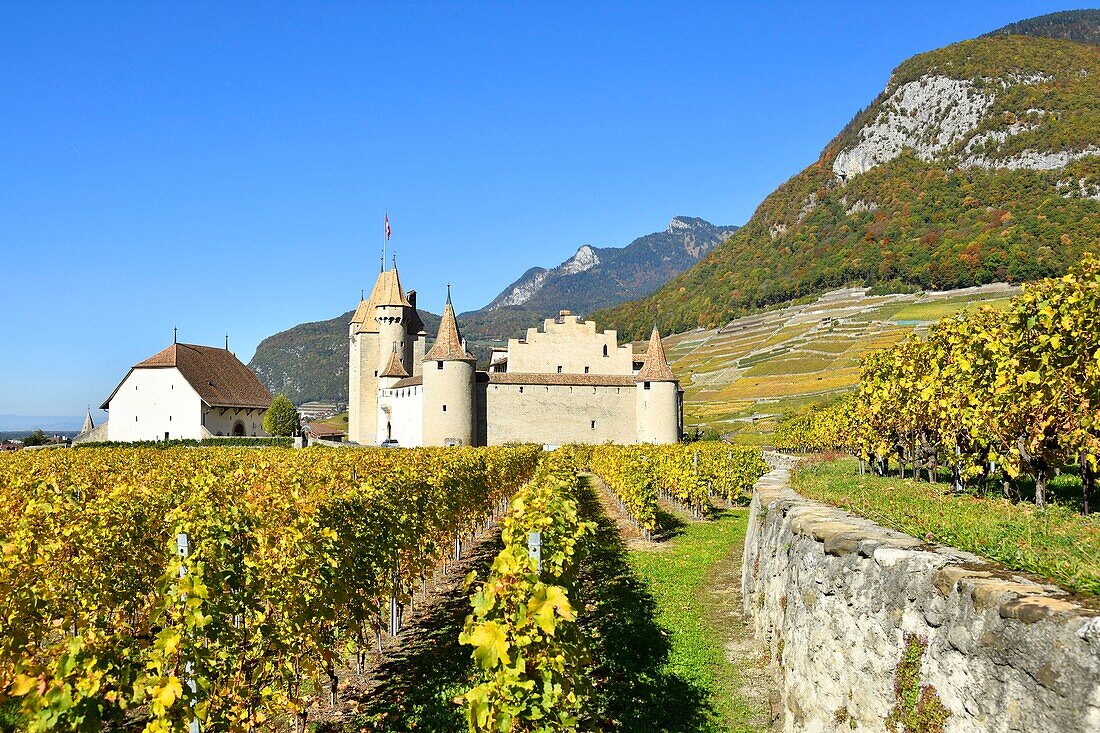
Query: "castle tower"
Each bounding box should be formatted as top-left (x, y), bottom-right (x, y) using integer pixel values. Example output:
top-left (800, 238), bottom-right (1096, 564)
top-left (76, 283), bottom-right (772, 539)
top-left (635, 326), bottom-right (680, 444)
top-left (422, 288), bottom-right (476, 447)
top-left (348, 266), bottom-right (412, 445)
top-left (374, 266), bottom-right (411, 377)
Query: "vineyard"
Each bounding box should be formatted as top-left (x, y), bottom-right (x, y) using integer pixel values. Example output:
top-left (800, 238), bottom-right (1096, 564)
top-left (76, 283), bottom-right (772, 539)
top-left (775, 254), bottom-right (1100, 513)
top-left (577, 443), bottom-right (769, 532)
top-left (0, 445), bottom-right (539, 732)
top-left (0, 441), bottom-right (772, 732)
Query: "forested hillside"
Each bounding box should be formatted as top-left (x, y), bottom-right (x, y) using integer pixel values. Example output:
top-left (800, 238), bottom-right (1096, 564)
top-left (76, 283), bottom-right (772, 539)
top-left (985, 8), bottom-right (1100, 45)
top-left (595, 33), bottom-right (1100, 340)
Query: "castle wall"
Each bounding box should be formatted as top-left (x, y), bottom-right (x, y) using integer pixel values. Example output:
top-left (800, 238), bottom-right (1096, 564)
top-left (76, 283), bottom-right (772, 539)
top-left (377, 384), bottom-right (423, 447)
top-left (411, 333), bottom-right (426, 376)
top-left (506, 317), bottom-right (633, 375)
top-left (484, 382), bottom-right (635, 446)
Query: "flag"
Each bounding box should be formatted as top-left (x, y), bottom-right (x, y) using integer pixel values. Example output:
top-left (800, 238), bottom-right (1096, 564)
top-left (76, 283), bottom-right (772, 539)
top-left (385, 213), bottom-right (391, 241)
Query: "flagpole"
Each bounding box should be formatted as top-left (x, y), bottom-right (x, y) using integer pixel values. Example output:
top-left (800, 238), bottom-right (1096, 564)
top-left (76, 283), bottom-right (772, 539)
top-left (381, 210), bottom-right (386, 273)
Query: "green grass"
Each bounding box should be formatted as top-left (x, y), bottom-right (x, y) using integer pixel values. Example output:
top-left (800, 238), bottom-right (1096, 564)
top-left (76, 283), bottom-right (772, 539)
top-left (578, 474), bottom-right (767, 732)
top-left (626, 509), bottom-right (765, 731)
top-left (792, 459), bottom-right (1100, 597)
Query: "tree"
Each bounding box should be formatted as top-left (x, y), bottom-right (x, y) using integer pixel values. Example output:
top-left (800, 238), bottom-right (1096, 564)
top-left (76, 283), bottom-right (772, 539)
top-left (263, 395), bottom-right (301, 437)
top-left (22, 429), bottom-right (50, 446)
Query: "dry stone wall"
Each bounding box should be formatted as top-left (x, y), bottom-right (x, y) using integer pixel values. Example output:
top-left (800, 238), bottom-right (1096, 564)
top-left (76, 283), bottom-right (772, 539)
top-left (742, 460), bottom-right (1100, 733)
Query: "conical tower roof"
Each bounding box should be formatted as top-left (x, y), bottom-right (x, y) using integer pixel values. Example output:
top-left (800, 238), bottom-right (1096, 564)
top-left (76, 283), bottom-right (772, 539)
top-left (424, 289), bottom-right (475, 362)
top-left (380, 346), bottom-right (410, 378)
top-left (635, 326), bottom-right (676, 382)
top-left (80, 409), bottom-right (94, 434)
top-left (351, 267), bottom-right (412, 333)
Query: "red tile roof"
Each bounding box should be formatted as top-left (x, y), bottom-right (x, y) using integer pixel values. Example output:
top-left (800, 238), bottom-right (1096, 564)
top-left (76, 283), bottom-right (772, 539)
top-left (101, 343), bottom-right (273, 410)
top-left (635, 327), bottom-right (676, 382)
top-left (351, 268), bottom-right (413, 333)
top-left (380, 348), bottom-right (410, 378)
top-left (305, 422), bottom-right (345, 438)
top-left (424, 302), bottom-right (475, 362)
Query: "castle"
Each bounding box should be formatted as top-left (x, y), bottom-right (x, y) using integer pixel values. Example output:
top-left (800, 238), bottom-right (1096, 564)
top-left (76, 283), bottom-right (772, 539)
top-left (348, 265), bottom-right (682, 447)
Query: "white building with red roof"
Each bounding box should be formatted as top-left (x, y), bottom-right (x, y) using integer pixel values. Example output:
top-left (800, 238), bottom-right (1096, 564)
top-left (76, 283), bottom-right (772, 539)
top-left (87, 342), bottom-right (274, 442)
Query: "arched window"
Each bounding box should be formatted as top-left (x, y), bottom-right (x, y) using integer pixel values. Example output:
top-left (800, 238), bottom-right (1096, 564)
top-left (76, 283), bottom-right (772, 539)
top-left (603, 344), bottom-right (608, 357)
top-left (232, 421), bottom-right (245, 436)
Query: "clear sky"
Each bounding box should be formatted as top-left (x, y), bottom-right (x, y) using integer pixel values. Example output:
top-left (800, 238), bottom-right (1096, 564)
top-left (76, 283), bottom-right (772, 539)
top-left (1, 1), bottom-right (1091, 417)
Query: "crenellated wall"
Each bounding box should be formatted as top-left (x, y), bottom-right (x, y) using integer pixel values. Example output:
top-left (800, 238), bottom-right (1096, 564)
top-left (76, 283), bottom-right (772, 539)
top-left (742, 461), bottom-right (1100, 733)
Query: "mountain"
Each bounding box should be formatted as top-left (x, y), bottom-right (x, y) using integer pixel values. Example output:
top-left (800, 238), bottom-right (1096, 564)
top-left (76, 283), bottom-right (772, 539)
top-left (985, 9), bottom-right (1100, 45)
top-left (249, 309), bottom-right (441, 405)
top-left (458, 216), bottom-right (738, 339)
top-left (594, 28), bottom-right (1100, 341)
top-left (249, 217), bottom-right (736, 403)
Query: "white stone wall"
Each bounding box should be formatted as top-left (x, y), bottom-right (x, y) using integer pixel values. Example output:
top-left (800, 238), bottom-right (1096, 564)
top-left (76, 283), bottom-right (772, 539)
top-left (743, 463), bottom-right (1100, 733)
top-left (202, 407), bottom-right (267, 437)
top-left (377, 385), bottom-right (423, 447)
top-left (106, 368), bottom-right (204, 441)
top-left (506, 317), bottom-right (633, 375)
top-left (484, 383), bottom-right (635, 446)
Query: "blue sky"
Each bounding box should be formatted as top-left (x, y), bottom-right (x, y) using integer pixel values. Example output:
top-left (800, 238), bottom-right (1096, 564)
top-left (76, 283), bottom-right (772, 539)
top-left (0, 1), bottom-right (1090, 417)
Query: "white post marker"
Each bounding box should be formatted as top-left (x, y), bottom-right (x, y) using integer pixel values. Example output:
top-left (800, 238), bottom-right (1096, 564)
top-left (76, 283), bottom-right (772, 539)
top-left (527, 531), bottom-right (542, 575)
top-left (176, 533), bottom-right (200, 733)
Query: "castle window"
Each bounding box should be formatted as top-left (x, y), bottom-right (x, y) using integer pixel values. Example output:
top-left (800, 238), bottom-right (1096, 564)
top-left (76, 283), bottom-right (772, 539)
top-left (644, 382), bottom-right (651, 390)
top-left (135, 416), bottom-right (138, 422)
top-left (442, 405), bottom-right (447, 412)
top-left (591, 420), bottom-right (596, 429)
top-left (169, 416), bottom-right (172, 422)
top-left (437, 361), bottom-right (444, 370)
top-left (519, 386), bottom-right (524, 393)
top-left (584, 366), bottom-right (590, 374)
top-left (374, 371), bottom-right (378, 377)
top-left (557, 366), bottom-right (563, 373)
top-left (603, 345), bottom-right (608, 357)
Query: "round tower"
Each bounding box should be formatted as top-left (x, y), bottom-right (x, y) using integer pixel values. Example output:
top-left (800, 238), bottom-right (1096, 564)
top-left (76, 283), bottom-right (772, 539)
top-left (376, 302), bottom-right (406, 373)
top-left (374, 265), bottom-right (412, 377)
top-left (422, 288), bottom-right (476, 447)
top-left (635, 326), bottom-right (680, 444)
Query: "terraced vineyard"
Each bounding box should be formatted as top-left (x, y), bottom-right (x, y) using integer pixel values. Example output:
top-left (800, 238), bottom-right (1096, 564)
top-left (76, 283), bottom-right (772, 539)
top-left (662, 284), bottom-right (1018, 442)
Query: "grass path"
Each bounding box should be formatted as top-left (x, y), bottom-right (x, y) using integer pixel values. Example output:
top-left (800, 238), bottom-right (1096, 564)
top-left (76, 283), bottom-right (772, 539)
top-left (578, 476), bottom-right (772, 732)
